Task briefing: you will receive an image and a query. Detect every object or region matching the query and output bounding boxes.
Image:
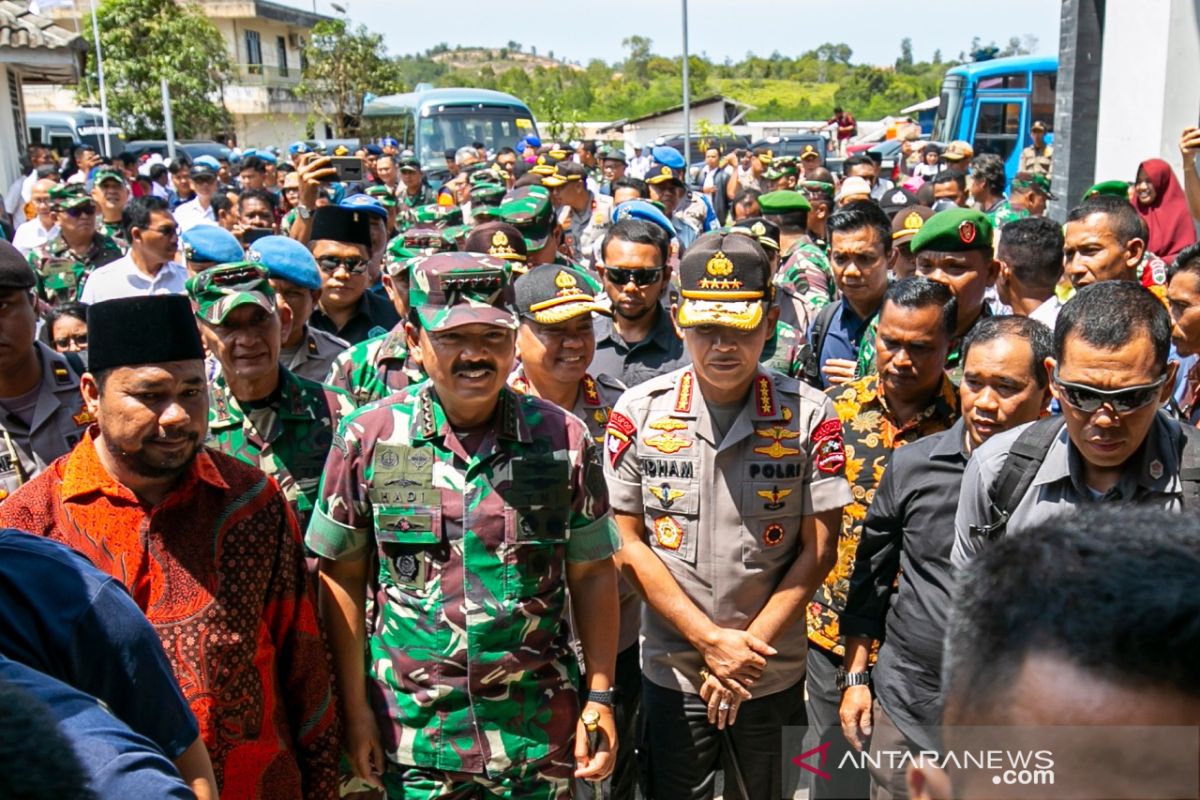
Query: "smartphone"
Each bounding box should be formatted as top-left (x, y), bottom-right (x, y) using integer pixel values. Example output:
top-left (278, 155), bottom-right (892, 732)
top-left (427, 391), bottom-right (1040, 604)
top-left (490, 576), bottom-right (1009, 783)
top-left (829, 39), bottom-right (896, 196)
top-left (331, 157), bottom-right (364, 183)
top-left (242, 227), bottom-right (274, 246)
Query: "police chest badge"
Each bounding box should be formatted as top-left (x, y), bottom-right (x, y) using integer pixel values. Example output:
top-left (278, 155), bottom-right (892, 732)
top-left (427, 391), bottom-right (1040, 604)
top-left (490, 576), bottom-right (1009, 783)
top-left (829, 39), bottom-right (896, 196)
top-left (813, 418), bottom-right (846, 474)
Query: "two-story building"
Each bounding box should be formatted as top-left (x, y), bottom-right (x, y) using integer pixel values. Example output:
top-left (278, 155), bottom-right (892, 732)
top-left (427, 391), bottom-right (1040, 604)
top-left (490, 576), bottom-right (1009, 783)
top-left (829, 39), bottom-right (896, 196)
top-left (24, 0), bottom-right (333, 148)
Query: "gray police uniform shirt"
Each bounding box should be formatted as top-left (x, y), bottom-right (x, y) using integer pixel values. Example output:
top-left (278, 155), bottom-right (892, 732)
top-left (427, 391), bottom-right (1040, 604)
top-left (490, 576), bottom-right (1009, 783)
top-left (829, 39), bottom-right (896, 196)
top-left (558, 193), bottom-right (613, 272)
top-left (0, 342), bottom-right (89, 498)
top-left (604, 365), bottom-right (853, 698)
top-left (280, 324), bottom-right (349, 383)
top-left (952, 411), bottom-right (1186, 568)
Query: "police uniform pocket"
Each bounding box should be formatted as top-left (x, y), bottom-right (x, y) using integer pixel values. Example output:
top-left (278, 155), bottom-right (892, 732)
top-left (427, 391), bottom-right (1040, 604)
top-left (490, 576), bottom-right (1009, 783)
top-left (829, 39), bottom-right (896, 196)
top-left (641, 475), bottom-right (699, 565)
top-left (740, 481), bottom-right (803, 568)
top-left (374, 505), bottom-right (442, 596)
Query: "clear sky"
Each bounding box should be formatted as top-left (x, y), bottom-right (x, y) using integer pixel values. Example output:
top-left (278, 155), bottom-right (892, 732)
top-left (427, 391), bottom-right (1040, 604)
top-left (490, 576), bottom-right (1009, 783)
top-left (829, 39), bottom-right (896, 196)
top-left (294, 0), bottom-right (1062, 67)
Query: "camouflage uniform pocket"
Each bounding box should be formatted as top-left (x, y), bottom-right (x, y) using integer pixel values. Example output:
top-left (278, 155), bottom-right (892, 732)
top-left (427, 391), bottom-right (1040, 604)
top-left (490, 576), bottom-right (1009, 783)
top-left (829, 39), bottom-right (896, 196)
top-left (375, 504), bottom-right (442, 595)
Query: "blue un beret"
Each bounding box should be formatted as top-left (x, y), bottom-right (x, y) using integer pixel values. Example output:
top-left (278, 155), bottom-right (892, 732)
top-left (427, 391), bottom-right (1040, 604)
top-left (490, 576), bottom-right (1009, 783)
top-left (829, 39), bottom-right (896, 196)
top-left (381, 137), bottom-right (399, 149)
top-left (611, 199), bottom-right (676, 239)
top-left (289, 141), bottom-right (309, 155)
top-left (246, 235), bottom-right (322, 290)
top-left (651, 145), bottom-right (686, 170)
top-left (194, 155), bottom-right (221, 171)
top-left (364, 144), bottom-right (383, 156)
top-left (181, 225), bottom-right (243, 265)
top-left (339, 193), bottom-right (388, 221)
top-left (257, 151), bottom-right (278, 165)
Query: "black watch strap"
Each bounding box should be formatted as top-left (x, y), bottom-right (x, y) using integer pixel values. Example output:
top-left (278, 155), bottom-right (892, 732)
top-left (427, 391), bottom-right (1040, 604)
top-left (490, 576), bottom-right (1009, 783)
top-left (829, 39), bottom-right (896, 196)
top-left (585, 690), bottom-right (614, 707)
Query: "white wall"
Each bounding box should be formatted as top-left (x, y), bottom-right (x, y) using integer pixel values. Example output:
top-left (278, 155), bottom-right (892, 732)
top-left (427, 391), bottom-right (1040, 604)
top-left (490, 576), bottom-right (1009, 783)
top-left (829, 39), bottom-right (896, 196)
top-left (234, 111), bottom-right (309, 148)
top-left (0, 69), bottom-right (23, 192)
top-left (1094, 0), bottom-right (1200, 181)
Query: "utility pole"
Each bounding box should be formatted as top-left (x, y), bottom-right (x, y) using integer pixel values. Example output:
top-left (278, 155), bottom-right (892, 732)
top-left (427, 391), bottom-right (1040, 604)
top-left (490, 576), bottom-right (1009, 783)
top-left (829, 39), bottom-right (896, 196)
top-left (681, 0), bottom-right (690, 179)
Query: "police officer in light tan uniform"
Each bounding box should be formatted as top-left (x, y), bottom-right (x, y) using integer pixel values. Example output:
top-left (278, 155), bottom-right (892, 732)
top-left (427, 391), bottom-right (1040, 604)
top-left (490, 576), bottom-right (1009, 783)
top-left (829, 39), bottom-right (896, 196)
top-left (0, 241), bottom-right (90, 500)
top-left (604, 230), bottom-right (852, 800)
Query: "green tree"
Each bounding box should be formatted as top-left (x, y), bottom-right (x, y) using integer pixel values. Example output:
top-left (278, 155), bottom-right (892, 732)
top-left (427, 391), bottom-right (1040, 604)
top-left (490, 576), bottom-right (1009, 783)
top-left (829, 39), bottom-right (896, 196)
top-left (296, 19), bottom-right (405, 138)
top-left (897, 37), bottom-right (914, 71)
top-left (77, 0), bottom-right (230, 139)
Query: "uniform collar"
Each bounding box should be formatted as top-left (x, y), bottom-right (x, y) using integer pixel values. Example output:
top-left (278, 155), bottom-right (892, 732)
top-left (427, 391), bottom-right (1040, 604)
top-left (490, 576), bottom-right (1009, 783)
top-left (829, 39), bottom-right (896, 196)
top-left (408, 382), bottom-right (532, 446)
top-left (60, 427), bottom-right (228, 504)
top-left (372, 324), bottom-right (409, 367)
top-left (1039, 411), bottom-right (1185, 495)
top-left (674, 366), bottom-right (786, 448)
top-left (509, 365), bottom-right (603, 409)
top-left (30, 342), bottom-right (83, 433)
top-left (930, 417), bottom-right (970, 460)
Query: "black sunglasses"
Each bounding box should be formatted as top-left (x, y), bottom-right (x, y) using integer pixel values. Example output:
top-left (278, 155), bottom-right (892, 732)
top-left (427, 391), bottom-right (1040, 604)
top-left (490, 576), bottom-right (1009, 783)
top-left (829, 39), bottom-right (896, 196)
top-left (1052, 369), bottom-right (1168, 414)
top-left (317, 256), bottom-right (370, 275)
top-left (605, 267), bottom-right (663, 287)
top-left (64, 203), bottom-right (97, 218)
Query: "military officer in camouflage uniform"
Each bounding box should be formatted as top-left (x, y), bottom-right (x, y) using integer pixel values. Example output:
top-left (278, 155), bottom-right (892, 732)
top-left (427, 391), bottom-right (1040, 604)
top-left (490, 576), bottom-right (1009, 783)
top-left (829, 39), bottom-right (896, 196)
top-left (0, 242), bottom-right (90, 500)
top-left (246, 235), bottom-right (352, 383)
top-left (91, 168), bottom-right (130, 250)
top-left (326, 235), bottom-right (425, 408)
top-left (309, 251), bottom-right (620, 798)
top-left (28, 184), bottom-right (123, 304)
top-left (188, 262), bottom-right (354, 532)
top-left (762, 190), bottom-right (837, 334)
top-left (545, 162), bottom-right (613, 272)
top-left (605, 231), bottom-right (851, 800)
top-left (732, 217), bottom-right (814, 379)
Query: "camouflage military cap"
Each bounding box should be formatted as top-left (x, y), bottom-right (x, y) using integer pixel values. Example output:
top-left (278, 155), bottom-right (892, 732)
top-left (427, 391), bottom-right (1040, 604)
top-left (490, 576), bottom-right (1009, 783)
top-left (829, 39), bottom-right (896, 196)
top-left (92, 168), bottom-right (127, 188)
top-left (409, 251), bottom-right (518, 331)
top-left (402, 224), bottom-right (455, 254)
top-left (384, 236), bottom-right (419, 277)
top-left (1011, 171), bottom-right (1055, 199)
top-left (186, 262), bottom-right (277, 325)
top-left (468, 163), bottom-right (508, 187)
top-left (677, 230), bottom-right (772, 331)
top-left (763, 157), bottom-right (799, 181)
top-left (497, 186), bottom-right (554, 251)
top-left (48, 183), bottom-right (92, 210)
top-left (365, 184), bottom-right (398, 207)
top-left (412, 203), bottom-right (463, 227)
top-left (469, 182), bottom-right (506, 208)
top-left (442, 224), bottom-right (471, 246)
top-left (514, 263), bottom-right (608, 325)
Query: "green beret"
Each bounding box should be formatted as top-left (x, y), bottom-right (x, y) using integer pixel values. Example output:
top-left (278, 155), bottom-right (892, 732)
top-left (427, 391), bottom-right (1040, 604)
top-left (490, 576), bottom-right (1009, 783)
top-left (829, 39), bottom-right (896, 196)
top-left (1083, 180), bottom-right (1131, 201)
top-left (910, 207), bottom-right (993, 253)
top-left (758, 190), bottom-right (811, 215)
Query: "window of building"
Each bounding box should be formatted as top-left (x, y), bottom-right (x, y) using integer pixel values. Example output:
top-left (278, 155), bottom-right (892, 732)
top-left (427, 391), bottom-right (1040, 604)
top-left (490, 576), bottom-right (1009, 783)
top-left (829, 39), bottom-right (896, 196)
top-left (277, 36), bottom-right (288, 77)
top-left (245, 30), bottom-right (262, 74)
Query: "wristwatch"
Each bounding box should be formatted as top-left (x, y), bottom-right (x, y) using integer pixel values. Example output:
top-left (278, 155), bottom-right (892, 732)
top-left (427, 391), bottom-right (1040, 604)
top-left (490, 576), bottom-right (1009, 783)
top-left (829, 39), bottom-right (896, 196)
top-left (836, 667), bottom-right (871, 691)
top-left (585, 690), bottom-right (614, 707)
top-left (296, 203), bottom-right (313, 220)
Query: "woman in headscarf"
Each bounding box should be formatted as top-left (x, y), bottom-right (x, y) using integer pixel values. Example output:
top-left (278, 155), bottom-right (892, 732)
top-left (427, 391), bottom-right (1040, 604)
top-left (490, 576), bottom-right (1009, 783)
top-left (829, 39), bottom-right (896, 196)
top-left (1134, 158), bottom-right (1197, 263)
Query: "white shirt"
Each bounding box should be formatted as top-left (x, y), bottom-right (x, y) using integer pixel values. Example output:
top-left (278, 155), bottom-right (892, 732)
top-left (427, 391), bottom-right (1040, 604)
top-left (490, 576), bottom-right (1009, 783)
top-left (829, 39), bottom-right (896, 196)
top-left (1028, 294), bottom-right (1064, 331)
top-left (173, 197), bottom-right (216, 232)
top-left (80, 254), bottom-right (188, 304)
top-left (11, 218), bottom-right (59, 255)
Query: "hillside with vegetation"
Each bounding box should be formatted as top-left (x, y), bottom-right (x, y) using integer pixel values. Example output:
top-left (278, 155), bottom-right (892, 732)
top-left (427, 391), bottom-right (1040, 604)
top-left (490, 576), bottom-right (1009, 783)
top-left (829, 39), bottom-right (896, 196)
top-left (393, 36), bottom-right (1040, 127)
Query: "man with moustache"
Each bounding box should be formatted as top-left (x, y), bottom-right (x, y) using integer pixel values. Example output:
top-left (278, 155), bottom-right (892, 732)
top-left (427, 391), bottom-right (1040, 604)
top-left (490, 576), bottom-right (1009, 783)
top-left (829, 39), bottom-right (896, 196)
top-left (0, 294), bottom-right (340, 798)
top-left (309, 252), bottom-right (619, 798)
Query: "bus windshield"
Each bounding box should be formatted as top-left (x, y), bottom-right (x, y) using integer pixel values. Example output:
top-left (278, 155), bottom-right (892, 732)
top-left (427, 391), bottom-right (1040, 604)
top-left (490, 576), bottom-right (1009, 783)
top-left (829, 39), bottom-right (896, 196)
top-left (931, 75), bottom-right (964, 143)
top-left (416, 106), bottom-right (533, 167)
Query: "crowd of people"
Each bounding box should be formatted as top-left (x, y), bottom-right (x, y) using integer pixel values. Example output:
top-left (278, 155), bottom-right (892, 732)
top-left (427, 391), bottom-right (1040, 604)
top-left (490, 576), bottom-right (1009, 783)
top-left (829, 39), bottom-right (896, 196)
top-left (0, 114), bottom-right (1197, 800)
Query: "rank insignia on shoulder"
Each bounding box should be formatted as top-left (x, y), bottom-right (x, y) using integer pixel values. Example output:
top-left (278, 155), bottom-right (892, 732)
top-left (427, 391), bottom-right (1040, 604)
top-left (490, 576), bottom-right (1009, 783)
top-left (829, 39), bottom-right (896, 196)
top-left (53, 365), bottom-right (71, 385)
top-left (653, 515), bottom-right (684, 550)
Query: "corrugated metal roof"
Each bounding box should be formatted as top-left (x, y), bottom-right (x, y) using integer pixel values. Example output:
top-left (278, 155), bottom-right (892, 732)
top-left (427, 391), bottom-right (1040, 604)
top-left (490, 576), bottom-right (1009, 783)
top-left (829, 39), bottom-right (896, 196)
top-left (0, 1), bottom-right (83, 51)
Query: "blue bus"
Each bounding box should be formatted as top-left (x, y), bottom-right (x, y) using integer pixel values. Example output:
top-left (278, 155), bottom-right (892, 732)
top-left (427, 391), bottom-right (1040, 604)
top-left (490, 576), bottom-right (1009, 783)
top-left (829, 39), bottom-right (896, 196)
top-left (363, 87), bottom-right (538, 184)
top-left (931, 55), bottom-right (1058, 181)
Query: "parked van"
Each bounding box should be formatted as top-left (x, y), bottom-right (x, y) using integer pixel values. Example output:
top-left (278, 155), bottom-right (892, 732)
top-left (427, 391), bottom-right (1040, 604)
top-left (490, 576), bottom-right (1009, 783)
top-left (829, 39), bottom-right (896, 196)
top-left (27, 110), bottom-right (124, 156)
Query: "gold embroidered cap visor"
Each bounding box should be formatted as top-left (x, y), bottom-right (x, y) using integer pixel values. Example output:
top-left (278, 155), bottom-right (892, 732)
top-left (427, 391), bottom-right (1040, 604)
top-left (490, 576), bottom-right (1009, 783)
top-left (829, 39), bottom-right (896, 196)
top-left (674, 230), bottom-right (771, 330)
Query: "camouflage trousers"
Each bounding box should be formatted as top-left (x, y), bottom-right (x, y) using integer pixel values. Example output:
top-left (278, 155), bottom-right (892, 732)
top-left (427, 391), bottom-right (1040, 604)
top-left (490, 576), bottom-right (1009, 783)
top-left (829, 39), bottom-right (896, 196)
top-left (377, 743), bottom-right (574, 799)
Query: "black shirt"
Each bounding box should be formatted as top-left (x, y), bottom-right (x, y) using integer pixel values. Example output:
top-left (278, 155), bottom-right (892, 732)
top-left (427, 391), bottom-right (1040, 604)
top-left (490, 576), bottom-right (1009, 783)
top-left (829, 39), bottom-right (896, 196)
top-left (591, 305), bottom-right (689, 389)
top-left (841, 418), bottom-right (970, 750)
top-left (310, 288), bottom-right (401, 346)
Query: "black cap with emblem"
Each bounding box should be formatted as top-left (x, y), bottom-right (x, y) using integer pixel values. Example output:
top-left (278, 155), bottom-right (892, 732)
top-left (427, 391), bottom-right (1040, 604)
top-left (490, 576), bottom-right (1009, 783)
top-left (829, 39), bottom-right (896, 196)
top-left (676, 230), bottom-right (773, 330)
top-left (730, 217), bottom-right (781, 252)
top-left (513, 263), bottom-right (608, 324)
